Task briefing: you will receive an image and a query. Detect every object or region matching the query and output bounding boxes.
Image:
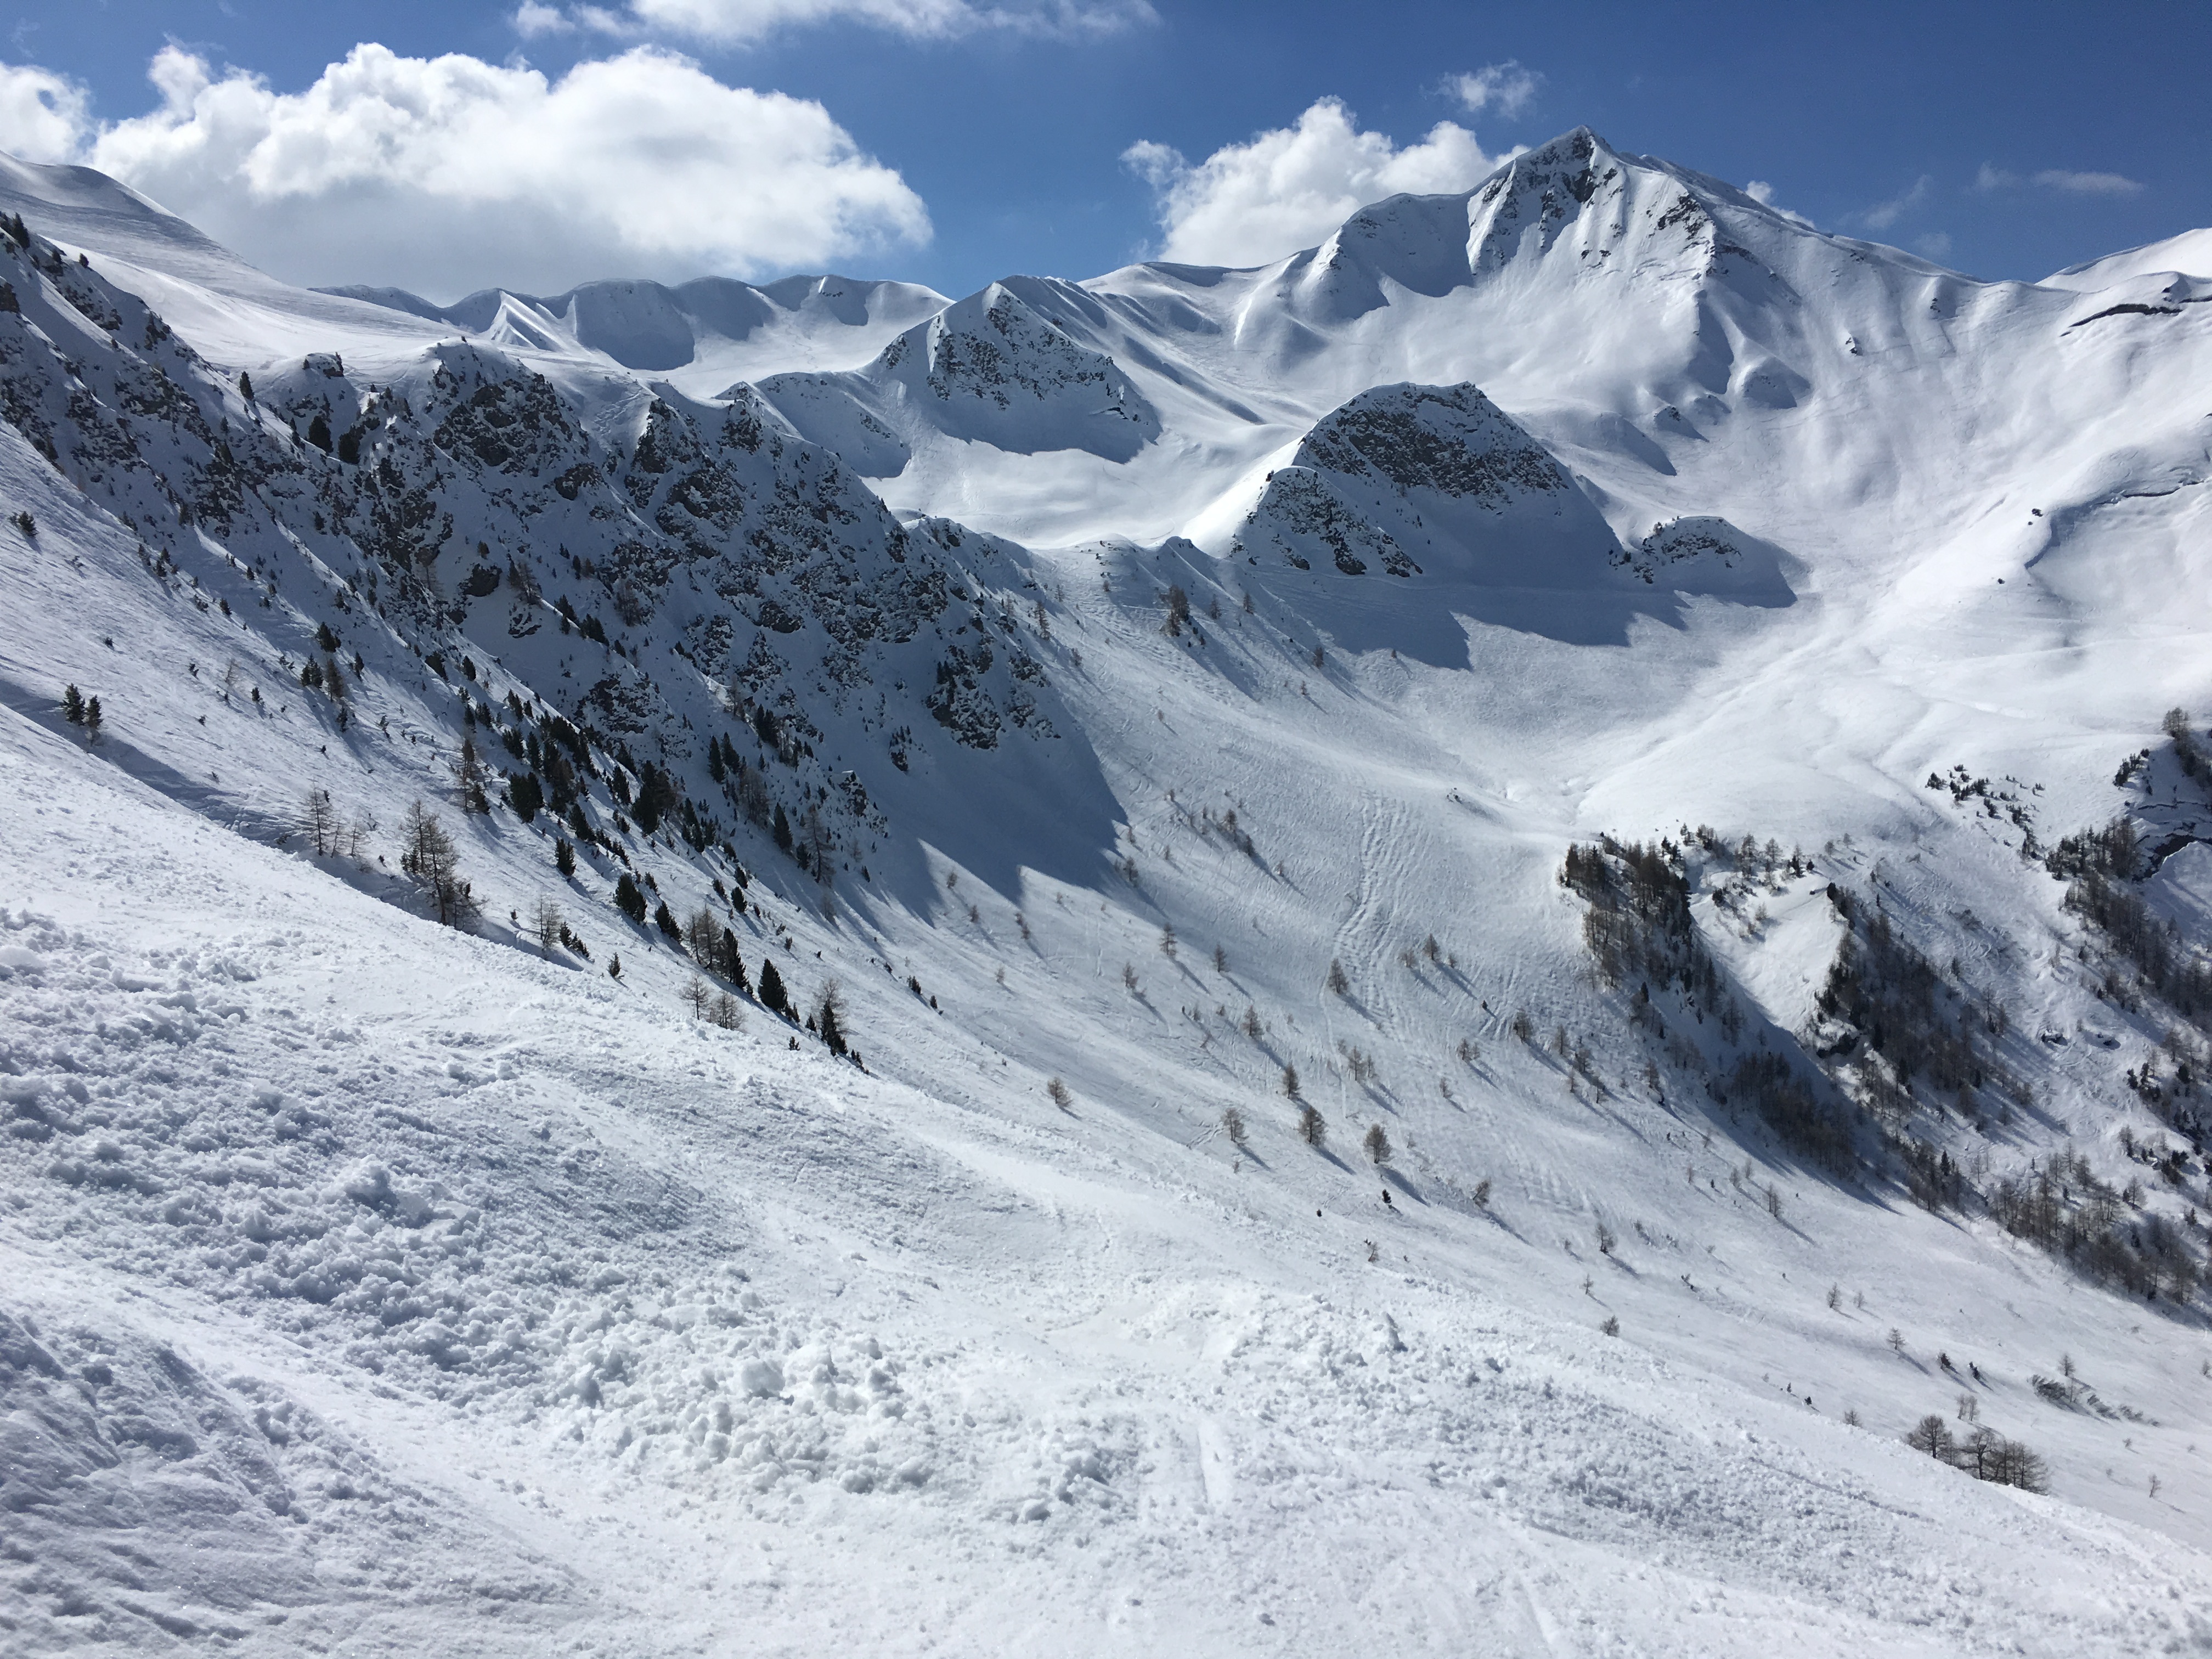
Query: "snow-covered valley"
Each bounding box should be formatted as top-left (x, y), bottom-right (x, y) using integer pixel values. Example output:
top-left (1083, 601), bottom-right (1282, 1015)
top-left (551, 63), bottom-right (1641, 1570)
top-left (4, 131), bottom-right (2212, 1655)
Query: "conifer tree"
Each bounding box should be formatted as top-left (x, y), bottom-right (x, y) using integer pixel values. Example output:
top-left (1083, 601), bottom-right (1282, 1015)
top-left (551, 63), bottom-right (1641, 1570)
top-left (815, 981), bottom-right (848, 1056)
top-left (399, 799), bottom-right (476, 926)
top-left (758, 957), bottom-right (788, 1016)
top-left (614, 872), bottom-right (647, 924)
top-left (508, 772), bottom-right (543, 822)
top-left (718, 927), bottom-right (749, 994)
top-left (303, 787), bottom-right (338, 855)
top-left (455, 735), bottom-right (491, 813)
top-left (60, 684), bottom-right (83, 724)
top-left (554, 836), bottom-right (577, 878)
top-left (531, 896), bottom-right (564, 954)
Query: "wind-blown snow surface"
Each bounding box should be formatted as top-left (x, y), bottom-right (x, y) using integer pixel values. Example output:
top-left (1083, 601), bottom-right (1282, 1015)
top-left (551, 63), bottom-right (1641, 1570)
top-left (5, 132), bottom-right (2212, 1655)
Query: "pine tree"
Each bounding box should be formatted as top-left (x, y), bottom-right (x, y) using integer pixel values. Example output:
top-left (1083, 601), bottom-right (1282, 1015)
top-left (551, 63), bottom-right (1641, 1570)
top-left (1327, 958), bottom-right (1350, 996)
top-left (614, 872), bottom-right (647, 924)
top-left (817, 987), bottom-right (847, 1057)
top-left (717, 927), bottom-right (749, 994)
top-left (554, 836), bottom-right (577, 878)
top-left (1364, 1124), bottom-right (1392, 1165)
top-left (303, 786), bottom-right (338, 855)
top-left (237, 371), bottom-right (254, 402)
top-left (532, 896), bottom-right (564, 954)
top-left (84, 697), bottom-right (102, 744)
top-left (772, 802), bottom-right (794, 855)
top-left (458, 736), bottom-right (493, 812)
top-left (399, 798), bottom-right (476, 926)
top-left (685, 905), bottom-right (720, 964)
top-left (508, 772), bottom-right (543, 822)
top-left (307, 412), bottom-right (332, 453)
top-left (758, 958), bottom-right (788, 1017)
top-left (1905, 1414), bottom-right (1957, 1462)
top-left (60, 683), bottom-right (83, 724)
top-left (1282, 1062), bottom-right (1301, 1098)
top-left (1298, 1103), bottom-right (1326, 1146)
top-left (654, 900), bottom-right (682, 941)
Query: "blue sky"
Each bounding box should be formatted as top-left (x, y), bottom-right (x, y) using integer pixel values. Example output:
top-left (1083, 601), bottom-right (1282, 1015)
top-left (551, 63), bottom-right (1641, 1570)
top-left (3, 0), bottom-right (2205, 300)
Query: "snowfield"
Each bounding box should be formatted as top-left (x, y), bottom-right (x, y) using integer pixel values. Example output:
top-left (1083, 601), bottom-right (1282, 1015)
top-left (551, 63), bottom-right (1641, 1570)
top-left (4, 129), bottom-right (2212, 1655)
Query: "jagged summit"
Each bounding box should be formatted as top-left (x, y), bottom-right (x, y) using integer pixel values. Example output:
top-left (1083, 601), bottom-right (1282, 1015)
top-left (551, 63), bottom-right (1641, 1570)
top-left (1227, 381), bottom-right (1791, 660)
top-left (756, 280), bottom-right (1161, 476)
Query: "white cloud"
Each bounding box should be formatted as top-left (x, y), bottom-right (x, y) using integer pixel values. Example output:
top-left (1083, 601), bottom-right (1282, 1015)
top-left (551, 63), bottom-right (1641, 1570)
top-left (1123, 97), bottom-right (1508, 268)
top-left (1858, 174), bottom-right (1932, 231)
top-left (1447, 62), bottom-right (1539, 119)
top-left (511, 2), bottom-right (576, 37)
top-left (0, 61), bottom-right (93, 164)
top-left (1913, 232), bottom-right (1952, 261)
top-left (588, 0), bottom-right (1154, 44)
top-left (1743, 179), bottom-right (1813, 228)
top-left (1979, 162), bottom-right (2145, 197)
top-left (2031, 168), bottom-right (2143, 196)
top-left (1, 44), bottom-right (928, 298)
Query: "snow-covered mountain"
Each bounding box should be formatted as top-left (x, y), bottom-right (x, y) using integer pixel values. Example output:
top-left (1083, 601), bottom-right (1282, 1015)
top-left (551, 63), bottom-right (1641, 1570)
top-left (5, 131), bottom-right (2212, 1657)
top-left (329, 271), bottom-right (949, 383)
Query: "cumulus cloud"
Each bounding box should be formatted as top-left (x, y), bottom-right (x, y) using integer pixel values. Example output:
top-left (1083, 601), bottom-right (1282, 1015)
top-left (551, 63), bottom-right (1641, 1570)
top-left (1447, 62), bottom-right (1540, 119)
top-left (0, 44), bottom-right (929, 298)
top-left (1123, 97), bottom-right (1509, 268)
top-left (556, 0), bottom-right (1155, 44)
top-left (1978, 162), bottom-right (2145, 196)
top-left (0, 61), bottom-right (92, 164)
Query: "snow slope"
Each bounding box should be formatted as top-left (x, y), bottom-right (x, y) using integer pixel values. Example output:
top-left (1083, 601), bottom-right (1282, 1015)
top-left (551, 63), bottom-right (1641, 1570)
top-left (2046, 225), bottom-right (2212, 288)
top-left (5, 132), bottom-right (2212, 1656)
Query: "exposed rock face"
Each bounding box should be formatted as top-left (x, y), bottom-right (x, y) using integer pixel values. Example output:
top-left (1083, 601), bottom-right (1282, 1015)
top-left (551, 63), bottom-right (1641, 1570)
top-left (1234, 382), bottom-right (1598, 582)
top-left (759, 283), bottom-right (1160, 473)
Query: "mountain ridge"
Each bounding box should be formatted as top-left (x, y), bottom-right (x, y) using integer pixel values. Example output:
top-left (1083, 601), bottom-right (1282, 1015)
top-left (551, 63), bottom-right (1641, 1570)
top-left (2, 132), bottom-right (2212, 1657)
